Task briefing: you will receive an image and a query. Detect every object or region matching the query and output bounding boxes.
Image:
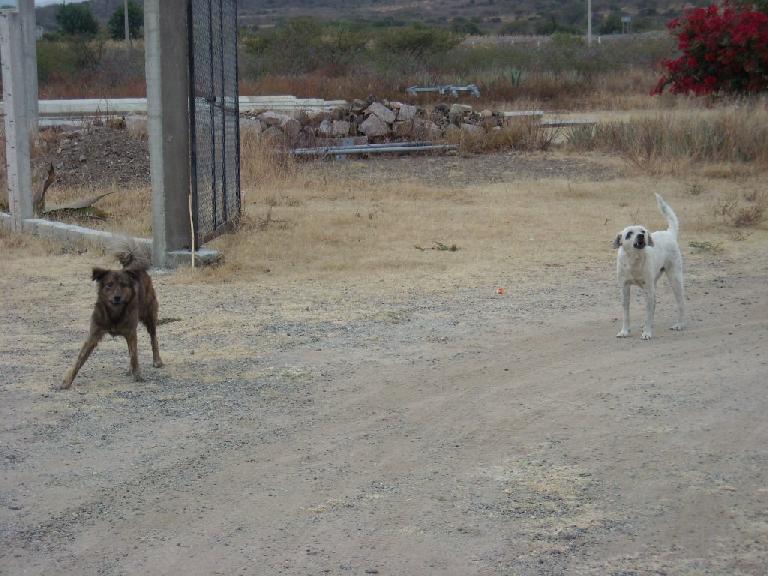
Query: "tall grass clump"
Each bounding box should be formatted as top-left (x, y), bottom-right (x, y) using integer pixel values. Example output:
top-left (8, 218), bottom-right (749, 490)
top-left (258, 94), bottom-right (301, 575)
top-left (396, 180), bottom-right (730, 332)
top-left (239, 129), bottom-right (297, 198)
top-left (566, 104), bottom-right (768, 170)
top-left (445, 117), bottom-right (559, 153)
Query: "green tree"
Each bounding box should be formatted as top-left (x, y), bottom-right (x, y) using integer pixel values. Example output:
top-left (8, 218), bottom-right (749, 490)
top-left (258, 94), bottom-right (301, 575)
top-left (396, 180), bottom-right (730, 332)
top-left (56, 4), bottom-right (99, 37)
top-left (377, 24), bottom-right (462, 57)
top-left (599, 11), bottom-right (623, 35)
top-left (108, 1), bottom-right (144, 40)
top-left (450, 17), bottom-right (483, 35)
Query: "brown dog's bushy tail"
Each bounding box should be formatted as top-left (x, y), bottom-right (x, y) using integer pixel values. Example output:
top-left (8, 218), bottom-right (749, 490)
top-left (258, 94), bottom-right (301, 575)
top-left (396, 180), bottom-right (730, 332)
top-left (112, 237), bottom-right (152, 271)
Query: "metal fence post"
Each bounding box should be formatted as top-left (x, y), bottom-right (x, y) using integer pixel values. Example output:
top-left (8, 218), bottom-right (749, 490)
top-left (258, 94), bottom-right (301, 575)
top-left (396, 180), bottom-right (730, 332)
top-left (145, 0), bottom-right (193, 267)
top-left (0, 10), bottom-right (33, 231)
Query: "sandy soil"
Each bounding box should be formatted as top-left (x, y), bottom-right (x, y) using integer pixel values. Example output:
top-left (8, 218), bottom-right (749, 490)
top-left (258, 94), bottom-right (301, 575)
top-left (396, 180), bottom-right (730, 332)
top-left (1, 237), bottom-right (767, 575)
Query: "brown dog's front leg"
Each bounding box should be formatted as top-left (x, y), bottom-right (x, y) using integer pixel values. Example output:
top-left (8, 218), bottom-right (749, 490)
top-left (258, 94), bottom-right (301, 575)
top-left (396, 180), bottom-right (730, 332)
top-left (126, 331), bottom-right (143, 382)
top-left (58, 331), bottom-right (104, 390)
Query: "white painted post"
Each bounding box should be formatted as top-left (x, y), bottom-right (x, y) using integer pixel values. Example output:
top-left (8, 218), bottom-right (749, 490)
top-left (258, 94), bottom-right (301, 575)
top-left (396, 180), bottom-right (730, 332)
top-left (0, 10), bottom-right (33, 230)
top-left (19, 0), bottom-right (38, 134)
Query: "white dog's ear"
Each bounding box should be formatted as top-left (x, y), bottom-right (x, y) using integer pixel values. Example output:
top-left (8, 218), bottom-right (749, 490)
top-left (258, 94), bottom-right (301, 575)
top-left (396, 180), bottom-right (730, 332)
top-left (613, 234), bottom-right (622, 249)
top-left (647, 233), bottom-right (654, 247)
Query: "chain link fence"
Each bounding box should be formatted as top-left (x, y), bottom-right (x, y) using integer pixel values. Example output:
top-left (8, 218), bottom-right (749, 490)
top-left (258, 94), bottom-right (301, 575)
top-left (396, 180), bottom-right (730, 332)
top-left (188, 0), bottom-right (241, 245)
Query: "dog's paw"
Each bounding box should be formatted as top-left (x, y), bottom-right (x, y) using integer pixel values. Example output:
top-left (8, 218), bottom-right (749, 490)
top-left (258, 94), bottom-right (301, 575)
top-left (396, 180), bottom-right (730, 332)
top-left (55, 379), bottom-right (72, 391)
top-left (641, 330), bottom-right (653, 340)
top-left (616, 329), bottom-right (630, 338)
top-left (153, 359), bottom-right (164, 368)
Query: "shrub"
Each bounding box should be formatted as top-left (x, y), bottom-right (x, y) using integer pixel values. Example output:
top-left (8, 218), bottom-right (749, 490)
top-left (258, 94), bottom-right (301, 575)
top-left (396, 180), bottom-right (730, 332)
top-left (450, 17), bottom-right (483, 35)
top-left (376, 25), bottom-right (462, 58)
top-left (243, 19), bottom-right (367, 76)
top-left (653, 4), bottom-right (768, 95)
top-left (599, 11), bottom-right (624, 35)
top-left (56, 4), bottom-right (99, 38)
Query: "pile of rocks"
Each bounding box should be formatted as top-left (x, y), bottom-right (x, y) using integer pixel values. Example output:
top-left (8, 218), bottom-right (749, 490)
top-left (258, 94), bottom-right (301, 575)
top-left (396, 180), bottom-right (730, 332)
top-left (241, 100), bottom-right (516, 148)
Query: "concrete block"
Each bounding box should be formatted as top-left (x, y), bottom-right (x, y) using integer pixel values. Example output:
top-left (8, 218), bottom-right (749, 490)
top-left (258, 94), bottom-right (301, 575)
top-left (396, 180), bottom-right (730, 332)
top-left (259, 111), bottom-right (292, 126)
top-left (397, 104), bottom-right (419, 122)
top-left (33, 220), bottom-right (56, 238)
top-left (280, 117), bottom-right (301, 144)
top-left (366, 102), bottom-right (396, 124)
top-left (21, 218), bottom-right (41, 234)
top-left (318, 119), bottom-right (333, 137)
top-left (332, 120), bottom-right (351, 137)
top-left (360, 114), bottom-right (389, 137)
top-left (166, 248), bottom-right (222, 268)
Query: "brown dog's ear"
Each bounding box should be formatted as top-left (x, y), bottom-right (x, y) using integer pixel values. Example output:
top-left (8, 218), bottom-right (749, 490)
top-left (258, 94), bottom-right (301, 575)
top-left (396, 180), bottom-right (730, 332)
top-left (92, 267), bottom-right (109, 282)
top-left (613, 234), bottom-right (622, 249)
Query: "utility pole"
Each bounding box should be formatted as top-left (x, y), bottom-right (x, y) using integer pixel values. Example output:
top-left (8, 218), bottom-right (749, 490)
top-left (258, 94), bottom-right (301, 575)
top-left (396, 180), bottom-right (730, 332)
top-left (587, 0), bottom-right (592, 46)
top-left (124, 0), bottom-right (131, 48)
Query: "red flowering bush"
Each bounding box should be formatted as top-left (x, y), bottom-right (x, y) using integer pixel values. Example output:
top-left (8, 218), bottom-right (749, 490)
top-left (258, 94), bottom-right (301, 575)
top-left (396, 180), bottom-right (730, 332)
top-left (653, 4), bottom-right (768, 95)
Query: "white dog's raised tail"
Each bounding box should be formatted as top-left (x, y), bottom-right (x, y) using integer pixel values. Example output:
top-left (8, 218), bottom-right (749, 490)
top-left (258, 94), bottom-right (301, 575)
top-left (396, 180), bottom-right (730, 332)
top-left (655, 193), bottom-right (679, 237)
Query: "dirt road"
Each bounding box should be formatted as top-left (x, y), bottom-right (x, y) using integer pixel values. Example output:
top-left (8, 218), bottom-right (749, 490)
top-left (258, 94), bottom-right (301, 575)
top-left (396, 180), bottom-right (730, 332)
top-left (1, 247), bottom-right (767, 575)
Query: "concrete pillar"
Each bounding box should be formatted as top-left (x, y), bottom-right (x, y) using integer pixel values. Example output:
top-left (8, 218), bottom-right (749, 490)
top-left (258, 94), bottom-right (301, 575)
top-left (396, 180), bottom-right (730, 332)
top-left (0, 10), bottom-right (33, 230)
top-left (144, 0), bottom-right (192, 267)
top-left (19, 0), bottom-right (38, 134)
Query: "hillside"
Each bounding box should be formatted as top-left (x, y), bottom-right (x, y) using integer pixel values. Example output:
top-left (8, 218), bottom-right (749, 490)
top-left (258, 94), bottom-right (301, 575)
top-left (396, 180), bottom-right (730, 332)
top-left (36, 0), bottom-right (702, 33)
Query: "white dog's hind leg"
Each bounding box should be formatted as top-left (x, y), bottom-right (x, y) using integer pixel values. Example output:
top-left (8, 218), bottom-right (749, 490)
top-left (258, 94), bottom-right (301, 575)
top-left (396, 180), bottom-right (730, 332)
top-left (642, 285), bottom-right (656, 340)
top-left (617, 283), bottom-right (631, 337)
top-left (669, 268), bottom-right (685, 330)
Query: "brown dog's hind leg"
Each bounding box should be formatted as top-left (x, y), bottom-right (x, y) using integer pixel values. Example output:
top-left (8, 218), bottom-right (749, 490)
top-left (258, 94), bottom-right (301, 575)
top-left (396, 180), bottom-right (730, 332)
top-left (145, 317), bottom-right (163, 368)
top-left (126, 331), bottom-right (143, 382)
top-left (58, 331), bottom-right (104, 390)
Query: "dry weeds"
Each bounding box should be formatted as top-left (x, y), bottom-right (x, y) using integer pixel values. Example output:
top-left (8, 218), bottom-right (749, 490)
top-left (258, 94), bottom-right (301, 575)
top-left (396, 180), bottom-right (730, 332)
top-left (566, 102), bottom-right (768, 174)
top-left (4, 104), bottom-right (767, 293)
top-left (169, 137), bottom-right (768, 288)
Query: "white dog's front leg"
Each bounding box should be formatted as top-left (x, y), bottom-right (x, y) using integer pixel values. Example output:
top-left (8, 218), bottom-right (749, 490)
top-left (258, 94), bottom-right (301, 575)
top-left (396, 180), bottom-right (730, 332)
top-left (642, 285), bottom-right (656, 340)
top-left (617, 283), bottom-right (630, 337)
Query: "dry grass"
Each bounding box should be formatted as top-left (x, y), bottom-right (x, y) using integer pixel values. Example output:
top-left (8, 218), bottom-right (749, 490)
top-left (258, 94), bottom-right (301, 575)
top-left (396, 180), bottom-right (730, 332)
top-left (165, 136), bottom-right (768, 288)
top-left (714, 191), bottom-right (768, 228)
top-left (41, 184), bottom-right (152, 238)
top-left (445, 117), bottom-right (559, 154)
top-left (566, 103), bottom-right (768, 174)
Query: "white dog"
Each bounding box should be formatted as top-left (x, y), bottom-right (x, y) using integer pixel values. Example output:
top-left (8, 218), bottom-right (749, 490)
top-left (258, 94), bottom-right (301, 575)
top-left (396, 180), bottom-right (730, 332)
top-left (614, 194), bottom-right (685, 340)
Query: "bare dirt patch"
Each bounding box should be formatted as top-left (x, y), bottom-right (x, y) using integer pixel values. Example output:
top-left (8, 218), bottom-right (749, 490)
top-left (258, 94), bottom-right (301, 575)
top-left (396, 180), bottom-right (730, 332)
top-left (325, 150), bottom-right (621, 188)
top-left (2, 123), bottom-right (768, 574)
top-left (1, 233), bottom-right (767, 575)
top-left (33, 125), bottom-right (150, 190)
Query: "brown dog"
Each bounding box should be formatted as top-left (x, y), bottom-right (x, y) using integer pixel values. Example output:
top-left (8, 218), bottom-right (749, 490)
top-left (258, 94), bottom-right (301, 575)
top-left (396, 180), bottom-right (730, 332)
top-left (59, 241), bottom-right (163, 390)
